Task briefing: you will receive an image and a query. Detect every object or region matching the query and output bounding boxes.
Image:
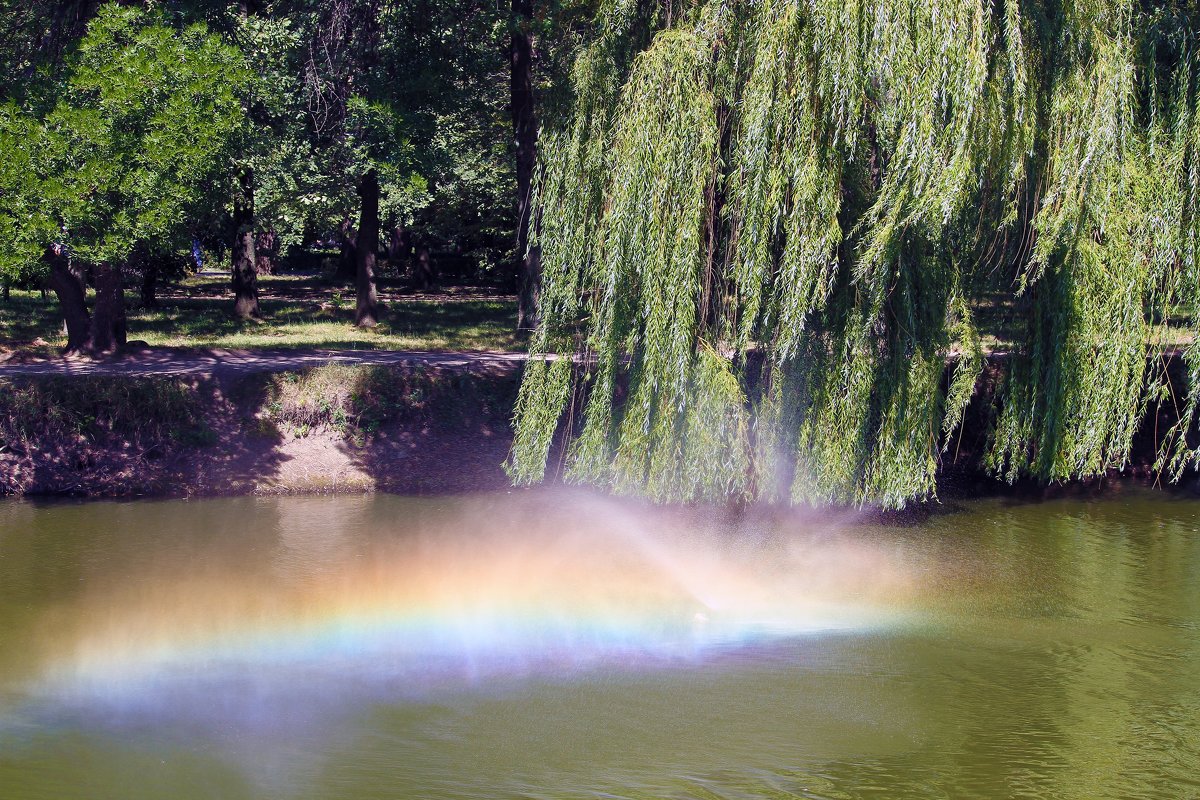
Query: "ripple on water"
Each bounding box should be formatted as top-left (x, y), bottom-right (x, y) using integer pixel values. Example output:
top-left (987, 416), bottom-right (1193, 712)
top-left (0, 489), bottom-right (1197, 799)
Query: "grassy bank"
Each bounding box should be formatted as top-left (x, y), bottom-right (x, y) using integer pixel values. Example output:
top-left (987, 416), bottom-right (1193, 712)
top-left (0, 363), bottom-right (521, 497)
top-left (2, 354), bottom-right (1196, 503)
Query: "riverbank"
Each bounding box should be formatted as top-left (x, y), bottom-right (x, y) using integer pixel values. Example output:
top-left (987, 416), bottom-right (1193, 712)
top-left (1, 355), bottom-right (1196, 503)
top-left (0, 362), bottom-right (521, 497)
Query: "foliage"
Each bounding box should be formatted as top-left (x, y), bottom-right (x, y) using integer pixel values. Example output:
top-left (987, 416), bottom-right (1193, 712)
top-left (0, 0), bottom-right (552, 283)
top-left (510, 0), bottom-right (1200, 508)
top-left (0, 5), bottom-right (248, 281)
top-left (221, 0), bottom-right (518, 274)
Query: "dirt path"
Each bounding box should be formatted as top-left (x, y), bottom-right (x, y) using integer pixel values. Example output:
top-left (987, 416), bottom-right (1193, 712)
top-left (0, 347), bottom-right (529, 377)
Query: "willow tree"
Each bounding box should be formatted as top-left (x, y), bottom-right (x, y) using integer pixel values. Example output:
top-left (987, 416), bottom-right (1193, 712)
top-left (508, 0), bottom-right (1200, 508)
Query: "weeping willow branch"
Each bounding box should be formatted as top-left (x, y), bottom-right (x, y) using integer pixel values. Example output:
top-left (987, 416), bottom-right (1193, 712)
top-left (510, 0), bottom-right (1200, 509)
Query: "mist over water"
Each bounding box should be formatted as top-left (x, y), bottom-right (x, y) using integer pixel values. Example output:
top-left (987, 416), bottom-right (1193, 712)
top-left (1, 490), bottom-right (1198, 799)
top-left (18, 491), bottom-right (924, 709)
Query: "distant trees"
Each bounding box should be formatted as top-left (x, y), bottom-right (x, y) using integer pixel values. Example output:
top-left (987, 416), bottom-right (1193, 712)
top-left (0, 5), bottom-right (247, 352)
top-left (0, 0), bottom-right (592, 348)
top-left (226, 0), bottom-right (521, 323)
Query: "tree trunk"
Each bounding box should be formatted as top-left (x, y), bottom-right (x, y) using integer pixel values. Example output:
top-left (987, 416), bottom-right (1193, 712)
top-left (414, 245), bottom-right (436, 291)
top-left (140, 262), bottom-right (158, 308)
top-left (2, 280), bottom-right (9, 302)
top-left (337, 218), bottom-right (357, 282)
top-left (355, 169), bottom-right (382, 327)
top-left (387, 224), bottom-right (408, 266)
top-left (46, 248), bottom-right (92, 353)
top-left (231, 167), bottom-right (260, 319)
top-left (256, 229), bottom-right (278, 275)
top-left (89, 262), bottom-right (126, 353)
top-left (512, 0), bottom-right (541, 333)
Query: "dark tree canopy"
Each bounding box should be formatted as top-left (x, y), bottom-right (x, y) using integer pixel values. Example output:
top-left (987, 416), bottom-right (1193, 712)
top-left (0, 0), bottom-right (552, 290)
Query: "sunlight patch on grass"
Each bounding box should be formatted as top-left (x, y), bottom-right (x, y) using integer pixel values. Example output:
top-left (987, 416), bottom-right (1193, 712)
top-left (0, 289), bottom-right (522, 353)
top-left (134, 300), bottom-right (521, 351)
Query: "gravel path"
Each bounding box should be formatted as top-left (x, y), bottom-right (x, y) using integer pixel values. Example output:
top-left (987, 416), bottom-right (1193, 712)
top-left (0, 348), bottom-right (530, 377)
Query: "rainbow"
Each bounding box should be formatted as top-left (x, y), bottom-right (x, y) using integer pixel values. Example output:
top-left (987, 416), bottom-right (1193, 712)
top-left (27, 498), bottom-right (922, 701)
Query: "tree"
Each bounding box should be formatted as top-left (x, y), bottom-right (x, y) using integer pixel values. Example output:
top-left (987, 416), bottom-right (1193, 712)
top-left (215, 0), bottom-right (540, 300)
top-left (355, 168), bottom-right (381, 326)
top-left (231, 167), bottom-right (259, 319)
top-left (513, 0), bottom-right (540, 333)
top-left (228, 1), bottom-right (424, 306)
top-left (0, 0), bottom-right (105, 98)
top-left (372, 0), bottom-right (516, 287)
top-left (508, 0), bottom-right (1200, 509)
top-left (0, 5), bottom-right (248, 352)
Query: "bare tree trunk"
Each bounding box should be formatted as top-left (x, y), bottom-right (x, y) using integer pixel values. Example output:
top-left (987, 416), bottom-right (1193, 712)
top-left (355, 169), bottom-right (382, 327)
top-left (89, 262), bottom-right (126, 353)
top-left (46, 248), bottom-right (92, 353)
top-left (140, 262), bottom-right (158, 308)
top-left (2, 280), bottom-right (9, 302)
top-left (414, 245), bottom-right (436, 291)
top-left (512, 0), bottom-right (541, 333)
top-left (255, 229), bottom-right (278, 275)
top-left (337, 218), bottom-right (357, 282)
top-left (231, 167), bottom-right (260, 319)
top-left (387, 224), bottom-right (408, 266)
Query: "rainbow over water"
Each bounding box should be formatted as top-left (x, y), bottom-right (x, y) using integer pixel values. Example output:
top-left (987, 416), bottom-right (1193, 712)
top-left (19, 492), bottom-right (926, 713)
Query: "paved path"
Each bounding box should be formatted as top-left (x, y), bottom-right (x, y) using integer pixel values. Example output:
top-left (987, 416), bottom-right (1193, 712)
top-left (0, 348), bottom-right (530, 378)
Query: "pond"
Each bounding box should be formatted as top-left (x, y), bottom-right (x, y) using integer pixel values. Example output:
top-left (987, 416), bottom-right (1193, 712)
top-left (0, 489), bottom-right (1197, 799)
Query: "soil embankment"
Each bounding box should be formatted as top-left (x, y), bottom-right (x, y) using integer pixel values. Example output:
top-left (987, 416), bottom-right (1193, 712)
top-left (0, 357), bottom-right (522, 497)
top-left (1, 349), bottom-right (1197, 502)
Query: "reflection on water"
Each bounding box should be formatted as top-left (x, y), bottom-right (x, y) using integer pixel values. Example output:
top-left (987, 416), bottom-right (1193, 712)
top-left (0, 489), bottom-right (1198, 799)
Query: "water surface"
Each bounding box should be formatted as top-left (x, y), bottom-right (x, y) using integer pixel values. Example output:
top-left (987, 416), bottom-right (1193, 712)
top-left (0, 489), bottom-right (1197, 799)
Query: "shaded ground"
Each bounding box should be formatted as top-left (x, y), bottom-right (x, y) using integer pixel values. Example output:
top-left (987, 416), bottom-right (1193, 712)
top-left (0, 273), bottom-right (523, 357)
top-left (0, 363), bottom-right (523, 497)
top-left (0, 346), bottom-right (528, 377)
top-left (7, 274), bottom-right (1197, 364)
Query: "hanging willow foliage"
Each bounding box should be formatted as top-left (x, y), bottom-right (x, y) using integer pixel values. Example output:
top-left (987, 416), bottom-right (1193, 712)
top-left (510, 0), bottom-right (1200, 509)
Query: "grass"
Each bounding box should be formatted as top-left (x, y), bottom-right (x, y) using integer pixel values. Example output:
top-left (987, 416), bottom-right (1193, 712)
top-left (0, 375), bottom-right (209, 445)
top-left (135, 298), bottom-right (520, 350)
top-left (3, 273), bottom-right (1195, 358)
top-left (0, 273), bottom-right (523, 355)
top-left (255, 363), bottom-right (518, 441)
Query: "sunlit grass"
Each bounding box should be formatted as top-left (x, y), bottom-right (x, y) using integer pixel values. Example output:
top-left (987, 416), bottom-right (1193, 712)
top-left (0, 287), bottom-right (522, 354)
top-left (2, 284), bottom-right (1194, 357)
top-left (133, 299), bottom-right (521, 351)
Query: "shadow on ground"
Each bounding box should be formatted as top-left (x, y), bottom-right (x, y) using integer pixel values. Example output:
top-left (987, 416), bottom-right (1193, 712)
top-left (1, 279), bottom-right (521, 354)
top-left (0, 363), bottom-right (525, 498)
top-left (332, 363), bottom-right (522, 495)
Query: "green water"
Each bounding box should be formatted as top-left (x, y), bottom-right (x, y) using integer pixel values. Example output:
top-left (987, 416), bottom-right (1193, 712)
top-left (0, 490), bottom-right (1197, 799)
